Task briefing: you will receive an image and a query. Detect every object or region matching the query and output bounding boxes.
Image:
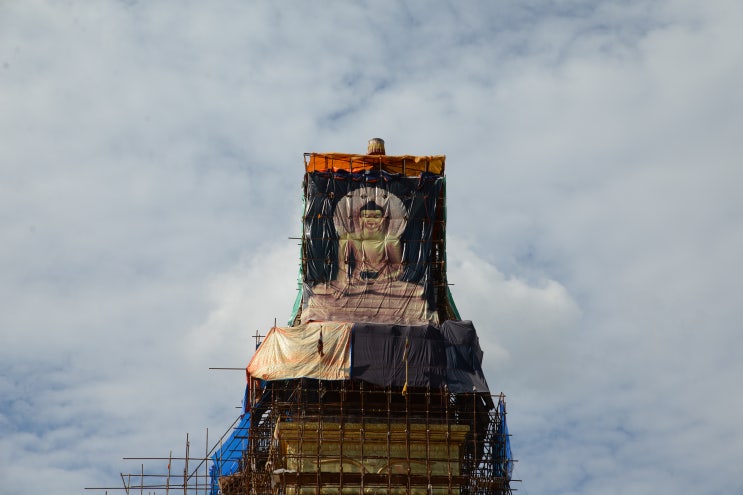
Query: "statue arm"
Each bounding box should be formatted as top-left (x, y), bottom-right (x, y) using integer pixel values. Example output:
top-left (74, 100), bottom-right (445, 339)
top-left (337, 237), bottom-right (351, 283)
top-left (386, 237), bottom-right (403, 279)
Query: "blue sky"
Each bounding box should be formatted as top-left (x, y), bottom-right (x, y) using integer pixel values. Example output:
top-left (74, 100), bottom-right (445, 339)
top-left (1, 1), bottom-right (742, 494)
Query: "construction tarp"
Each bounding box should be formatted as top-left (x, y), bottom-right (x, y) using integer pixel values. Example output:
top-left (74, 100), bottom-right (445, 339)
top-left (440, 320), bottom-right (490, 393)
top-left (247, 321), bottom-right (490, 394)
top-left (352, 320), bottom-right (490, 394)
top-left (305, 153), bottom-right (445, 176)
top-left (247, 322), bottom-right (352, 381)
top-left (496, 395), bottom-right (514, 480)
top-left (351, 323), bottom-right (447, 388)
top-left (301, 169), bottom-right (443, 325)
top-left (209, 411), bottom-right (250, 495)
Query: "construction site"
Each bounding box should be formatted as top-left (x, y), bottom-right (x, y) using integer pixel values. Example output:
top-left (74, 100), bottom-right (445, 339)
top-left (90, 139), bottom-right (516, 495)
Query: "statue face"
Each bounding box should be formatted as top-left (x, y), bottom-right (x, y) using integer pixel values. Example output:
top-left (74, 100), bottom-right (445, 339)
top-left (360, 209), bottom-right (384, 234)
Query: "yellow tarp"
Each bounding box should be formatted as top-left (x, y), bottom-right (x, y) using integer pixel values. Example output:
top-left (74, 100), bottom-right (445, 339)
top-left (247, 322), bottom-right (352, 381)
top-left (305, 153), bottom-right (445, 176)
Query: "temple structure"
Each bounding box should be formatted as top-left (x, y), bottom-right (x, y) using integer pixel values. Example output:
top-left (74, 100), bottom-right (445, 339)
top-left (99, 139), bottom-right (515, 495)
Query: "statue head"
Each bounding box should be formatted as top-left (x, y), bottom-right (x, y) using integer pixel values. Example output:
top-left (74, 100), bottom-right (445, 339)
top-left (359, 201), bottom-right (385, 235)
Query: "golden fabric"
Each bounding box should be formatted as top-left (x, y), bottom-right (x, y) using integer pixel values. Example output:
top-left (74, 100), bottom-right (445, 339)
top-left (305, 153), bottom-right (445, 176)
top-left (247, 322), bottom-right (352, 381)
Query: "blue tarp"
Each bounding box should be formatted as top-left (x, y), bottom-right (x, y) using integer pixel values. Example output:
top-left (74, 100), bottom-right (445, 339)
top-left (496, 396), bottom-right (514, 480)
top-left (209, 411), bottom-right (251, 495)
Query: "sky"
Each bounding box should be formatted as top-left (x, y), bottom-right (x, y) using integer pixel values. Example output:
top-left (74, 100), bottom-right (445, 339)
top-left (1, 1), bottom-right (742, 494)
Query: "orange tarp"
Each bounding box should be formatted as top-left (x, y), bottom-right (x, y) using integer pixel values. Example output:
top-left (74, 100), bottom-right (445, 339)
top-left (247, 322), bottom-right (352, 381)
top-left (305, 153), bottom-right (445, 176)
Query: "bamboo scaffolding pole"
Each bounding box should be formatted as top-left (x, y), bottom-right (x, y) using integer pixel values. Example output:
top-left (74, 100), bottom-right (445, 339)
top-left (183, 433), bottom-right (189, 495)
top-left (92, 386), bottom-right (516, 495)
top-left (166, 450), bottom-right (171, 495)
top-left (387, 386), bottom-right (392, 495)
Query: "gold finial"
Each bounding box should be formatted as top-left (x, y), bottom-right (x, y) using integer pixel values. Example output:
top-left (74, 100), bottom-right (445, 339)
top-left (367, 138), bottom-right (385, 155)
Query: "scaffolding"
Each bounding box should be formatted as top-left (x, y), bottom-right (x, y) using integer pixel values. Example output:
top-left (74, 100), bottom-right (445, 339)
top-left (88, 381), bottom-right (514, 495)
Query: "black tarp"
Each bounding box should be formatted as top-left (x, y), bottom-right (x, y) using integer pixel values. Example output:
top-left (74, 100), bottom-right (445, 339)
top-left (350, 320), bottom-right (490, 394)
top-left (440, 320), bottom-right (490, 393)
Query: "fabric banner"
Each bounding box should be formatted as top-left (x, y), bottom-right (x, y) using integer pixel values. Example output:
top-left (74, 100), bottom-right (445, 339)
top-left (301, 170), bottom-right (443, 325)
top-left (247, 322), bottom-right (352, 381)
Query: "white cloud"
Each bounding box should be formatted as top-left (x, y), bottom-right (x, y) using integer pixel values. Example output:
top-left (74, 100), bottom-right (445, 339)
top-left (2, 1), bottom-right (743, 494)
top-left (447, 238), bottom-right (582, 391)
top-left (182, 240), bottom-right (300, 366)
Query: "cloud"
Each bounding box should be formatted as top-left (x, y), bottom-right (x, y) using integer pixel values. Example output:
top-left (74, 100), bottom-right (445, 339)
top-left (182, 240), bottom-right (300, 366)
top-left (2, 0), bottom-right (743, 494)
top-left (447, 238), bottom-right (582, 391)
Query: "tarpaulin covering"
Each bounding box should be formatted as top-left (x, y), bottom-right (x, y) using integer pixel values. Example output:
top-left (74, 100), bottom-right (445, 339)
top-left (246, 322), bottom-right (352, 381)
top-left (351, 323), bottom-right (447, 388)
top-left (496, 395), bottom-right (514, 480)
top-left (305, 153), bottom-right (445, 176)
top-left (440, 320), bottom-right (490, 393)
top-left (301, 169), bottom-right (443, 325)
top-left (351, 320), bottom-right (490, 394)
top-left (209, 411), bottom-right (250, 495)
top-left (247, 321), bottom-right (490, 394)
